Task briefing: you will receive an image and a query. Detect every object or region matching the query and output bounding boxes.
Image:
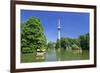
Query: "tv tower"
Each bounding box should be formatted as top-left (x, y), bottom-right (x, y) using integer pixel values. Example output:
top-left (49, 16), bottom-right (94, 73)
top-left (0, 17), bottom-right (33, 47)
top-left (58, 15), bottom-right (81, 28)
top-left (57, 19), bottom-right (61, 49)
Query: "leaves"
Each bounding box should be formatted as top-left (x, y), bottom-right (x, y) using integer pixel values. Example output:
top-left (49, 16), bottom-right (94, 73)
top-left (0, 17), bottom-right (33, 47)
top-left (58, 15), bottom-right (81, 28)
top-left (55, 33), bottom-right (89, 50)
top-left (79, 33), bottom-right (89, 50)
top-left (47, 42), bottom-right (55, 49)
top-left (21, 16), bottom-right (47, 53)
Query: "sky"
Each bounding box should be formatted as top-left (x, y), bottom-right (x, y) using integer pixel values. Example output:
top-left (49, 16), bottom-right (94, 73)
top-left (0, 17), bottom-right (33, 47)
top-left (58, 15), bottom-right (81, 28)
top-left (21, 10), bottom-right (89, 42)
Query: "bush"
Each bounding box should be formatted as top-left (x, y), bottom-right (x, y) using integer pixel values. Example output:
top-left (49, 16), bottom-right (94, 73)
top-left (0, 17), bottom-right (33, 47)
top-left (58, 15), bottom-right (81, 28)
top-left (22, 47), bottom-right (33, 53)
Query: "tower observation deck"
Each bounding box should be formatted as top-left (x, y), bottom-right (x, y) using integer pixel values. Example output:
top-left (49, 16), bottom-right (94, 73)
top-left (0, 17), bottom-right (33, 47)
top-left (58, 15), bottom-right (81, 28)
top-left (57, 19), bottom-right (61, 40)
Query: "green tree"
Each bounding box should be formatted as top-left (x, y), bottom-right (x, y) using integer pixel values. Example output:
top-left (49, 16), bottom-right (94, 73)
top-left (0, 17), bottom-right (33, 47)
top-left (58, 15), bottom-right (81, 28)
top-left (47, 42), bottom-right (55, 49)
top-left (55, 39), bottom-right (60, 49)
top-left (55, 37), bottom-right (72, 50)
top-left (79, 33), bottom-right (89, 50)
top-left (21, 16), bottom-right (47, 53)
top-left (71, 44), bottom-right (80, 50)
top-left (60, 38), bottom-right (69, 49)
top-left (55, 33), bottom-right (89, 51)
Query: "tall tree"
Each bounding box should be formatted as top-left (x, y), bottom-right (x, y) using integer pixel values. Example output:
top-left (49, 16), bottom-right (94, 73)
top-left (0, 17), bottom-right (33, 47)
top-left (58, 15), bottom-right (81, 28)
top-left (79, 33), bottom-right (89, 50)
top-left (21, 16), bottom-right (47, 53)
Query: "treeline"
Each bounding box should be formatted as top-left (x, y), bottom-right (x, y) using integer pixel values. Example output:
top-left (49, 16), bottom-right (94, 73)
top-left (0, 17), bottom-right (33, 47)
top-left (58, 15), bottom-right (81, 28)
top-left (47, 33), bottom-right (89, 51)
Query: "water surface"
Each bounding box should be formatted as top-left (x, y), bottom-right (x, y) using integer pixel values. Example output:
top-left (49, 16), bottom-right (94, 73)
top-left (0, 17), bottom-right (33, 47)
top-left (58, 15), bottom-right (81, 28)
top-left (21, 48), bottom-right (89, 63)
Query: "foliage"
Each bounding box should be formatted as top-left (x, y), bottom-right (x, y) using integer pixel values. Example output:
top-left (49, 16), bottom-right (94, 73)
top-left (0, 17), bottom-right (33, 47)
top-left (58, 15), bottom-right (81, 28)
top-left (47, 42), bottom-right (55, 49)
top-left (55, 37), bottom-right (80, 50)
top-left (71, 44), bottom-right (80, 50)
top-left (55, 33), bottom-right (89, 50)
top-left (21, 16), bottom-right (47, 53)
top-left (55, 39), bottom-right (60, 49)
top-left (60, 38), bottom-right (69, 49)
top-left (22, 47), bottom-right (33, 53)
top-left (79, 33), bottom-right (89, 50)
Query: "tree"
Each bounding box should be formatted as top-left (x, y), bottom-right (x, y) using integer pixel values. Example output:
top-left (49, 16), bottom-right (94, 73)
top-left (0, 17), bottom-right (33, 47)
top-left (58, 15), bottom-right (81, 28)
top-left (55, 37), bottom-right (72, 50)
top-left (71, 44), bottom-right (80, 50)
top-left (47, 42), bottom-right (55, 49)
top-left (60, 38), bottom-right (69, 49)
top-left (79, 33), bottom-right (89, 50)
top-left (21, 16), bottom-right (47, 53)
top-left (55, 33), bottom-right (89, 51)
top-left (55, 39), bottom-right (60, 49)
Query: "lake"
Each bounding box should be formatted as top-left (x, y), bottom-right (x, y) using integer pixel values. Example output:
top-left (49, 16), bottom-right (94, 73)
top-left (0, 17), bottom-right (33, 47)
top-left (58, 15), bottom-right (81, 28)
top-left (21, 48), bottom-right (89, 63)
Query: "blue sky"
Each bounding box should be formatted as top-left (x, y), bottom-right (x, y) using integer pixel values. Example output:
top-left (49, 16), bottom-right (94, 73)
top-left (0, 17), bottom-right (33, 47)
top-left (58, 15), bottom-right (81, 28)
top-left (21, 10), bottom-right (89, 42)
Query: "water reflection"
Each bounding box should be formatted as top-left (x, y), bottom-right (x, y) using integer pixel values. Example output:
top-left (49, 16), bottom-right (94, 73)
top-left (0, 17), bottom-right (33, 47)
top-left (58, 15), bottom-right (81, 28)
top-left (45, 48), bottom-right (57, 61)
top-left (21, 48), bottom-right (89, 63)
top-left (35, 48), bottom-right (89, 62)
top-left (35, 52), bottom-right (46, 62)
